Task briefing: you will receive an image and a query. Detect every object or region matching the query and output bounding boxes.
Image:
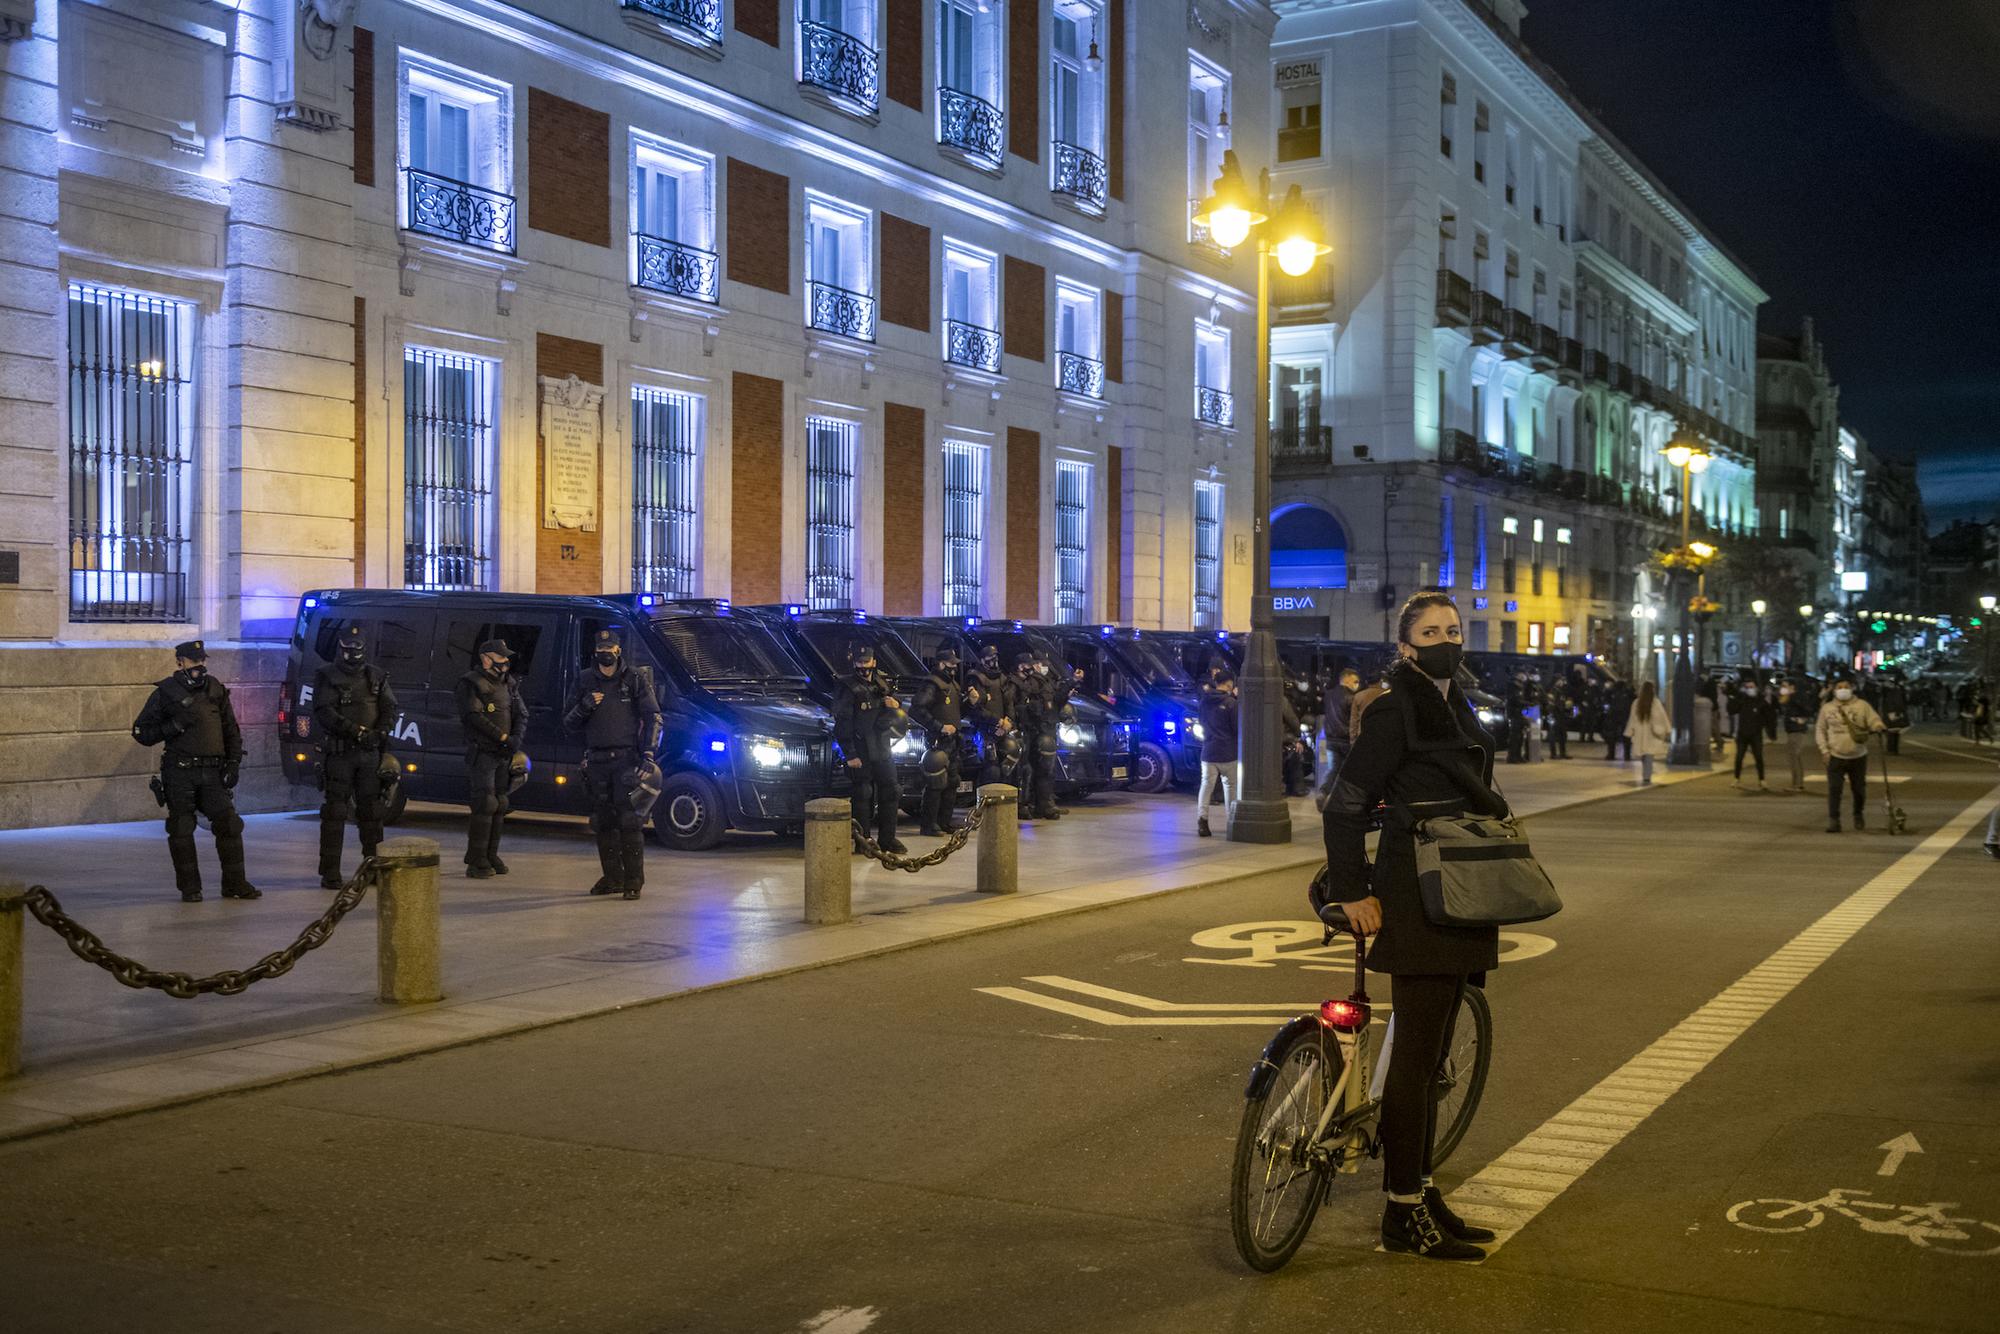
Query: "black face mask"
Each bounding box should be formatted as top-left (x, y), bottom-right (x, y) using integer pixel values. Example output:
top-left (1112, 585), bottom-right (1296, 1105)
top-left (178, 666), bottom-right (206, 687)
top-left (340, 649), bottom-right (366, 668)
top-left (594, 651), bottom-right (619, 668)
top-left (1408, 642), bottom-right (1464, 681)
top-left (485, 662), bottom-right (507, 681)
top-left (855, 665), bottom-right (876, 680)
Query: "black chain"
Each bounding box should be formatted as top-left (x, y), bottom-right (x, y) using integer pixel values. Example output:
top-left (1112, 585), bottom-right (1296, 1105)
top-left (8, 860), bottom-right (382, 999)
top-left (851, 795), bottom-right (991, 872)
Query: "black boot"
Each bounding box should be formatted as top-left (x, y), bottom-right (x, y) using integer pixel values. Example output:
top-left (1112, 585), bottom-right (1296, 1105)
top-left (317, 813), bottom-right (346, 887)
top-left (1424, 1186), bottom-right (1496, 1243)
top-left (466, 816), bottom-right (492, 875)
top-left (593, 827), bottom-right (623, 894)
top-left (917, 789), bottom-right (941, 838)
top-left (218, 840), bottom-right (260, 899)
top-left (486, 816), bottom-right (508, 873)
top-left (619, 830), bottom-right (646, 900)
top-left (1381, 1198), bottom-right (1485, 1261)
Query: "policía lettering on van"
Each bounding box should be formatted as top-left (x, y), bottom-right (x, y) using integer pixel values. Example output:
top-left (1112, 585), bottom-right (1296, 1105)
top-left (296, 683), bottom-right (423, 746)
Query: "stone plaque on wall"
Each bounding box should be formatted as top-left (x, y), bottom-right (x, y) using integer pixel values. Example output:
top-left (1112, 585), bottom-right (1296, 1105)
top-left (540, 375), bottom-right (603, 532)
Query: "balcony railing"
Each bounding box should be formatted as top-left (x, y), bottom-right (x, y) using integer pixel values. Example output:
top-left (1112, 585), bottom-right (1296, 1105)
top-left (1561, 336), bottom-right (1584, 373)
top-left (1471, 291), bottom-right (1503, 343)
top-left (938, 87), bottom-right (1003, 168)
top-left (620, 0), bottom-right (722, 45)
top-left (808, 280), bottom-right (877, 342)
top-left (404, 169), bottom-right (516, 254)
top-left (1532, 323), bottom-right (1560, 368)
top-left (1195, 385), bottom-right (1235, 428)
top-left (1610, 361), bottom-right (1634, 394)
top-left (1442, 427), bottom-right (1482, 468)
top-left (1436, 269), bottom-right (1474, 326)
top-left (1273, 264), bottom-right (1334, 310)
top-left (1051, 141), bottom-right (1107, 213)
top-left (799, 20), bottom-right (879, 112)
top-left (1500, 309), bottom-right (1534, 357)
top-left (634, 234), bottom-right (719, 303)
top-left (1584, 349), bottom-right (1608, 382)
top-left (1273, 424), bottom-right (1332, 471)
top-left (1635, 375), bottom-right (1657, 406)
top-left (944, 318), bottom-right (1001, 373)
top-left (1056, 350), bottom-right (1104, 398)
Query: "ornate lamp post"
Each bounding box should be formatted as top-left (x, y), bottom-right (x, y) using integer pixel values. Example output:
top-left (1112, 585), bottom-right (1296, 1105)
top-left (1750, 598), bottom-right (1767, 671)
top-left (1193, 150), bottom-right (1330, 845)
top-left (1661, 438), bottom-right (1713, 765)
top-left (1982, 594), bottom-right (1997, 679)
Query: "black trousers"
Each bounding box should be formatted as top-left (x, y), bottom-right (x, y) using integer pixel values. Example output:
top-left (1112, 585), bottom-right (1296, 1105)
top-left (1507, 722), bottom-right (1527, 764)
top-left (1380, 974), bottom-right (1467, 1196)
top-left (851, 755), bottom-right (900, 845)
top-left (318, 748), bottom-right (385, 878)
top-left (919, 745), bottom-right (962, 833)
top-left (1827, 754), bottom-right (1868, 821)
top-left (465, 749), bottom-right (511, 868)
top-left (585, 749), bottom-right (646, 890)
top-left (1548, 722), bottom-right (1568, 758)
top-left (1734, 732), bottom-right (1766, 782)
top-left (1605, 731), bottom-right (1631, 761)
top-left (163, 762), bottom-right (248, 895)
top-left (1023, 745), bottom-right (1058, 816)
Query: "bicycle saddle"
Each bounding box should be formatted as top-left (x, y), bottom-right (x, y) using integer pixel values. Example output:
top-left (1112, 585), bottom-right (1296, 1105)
top-left (1317, 900), bottom-right (1353, 932)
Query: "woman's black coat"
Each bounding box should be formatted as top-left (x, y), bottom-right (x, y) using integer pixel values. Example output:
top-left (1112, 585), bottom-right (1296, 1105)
top-left (1198, 690), bottom-right (1239, 764)
top-left (1319, 658), bottom-right (1508, 977)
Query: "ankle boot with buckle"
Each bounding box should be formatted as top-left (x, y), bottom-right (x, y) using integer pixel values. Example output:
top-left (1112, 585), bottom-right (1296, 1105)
top-left (1381, 1199), bottom-right (1485, 1261)
top-left (1423, 1186), bottom-right (1495, 1242)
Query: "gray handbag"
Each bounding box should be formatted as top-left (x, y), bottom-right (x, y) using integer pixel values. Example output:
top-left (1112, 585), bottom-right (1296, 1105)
top-left (1394, 777), bottom-right (1562, 928)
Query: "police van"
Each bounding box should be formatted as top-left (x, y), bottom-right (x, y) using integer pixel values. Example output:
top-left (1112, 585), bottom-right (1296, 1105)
top-left (279, 591), bottom-right (840, 850)
top-left (1036, 624), bottom-right (1204, 793)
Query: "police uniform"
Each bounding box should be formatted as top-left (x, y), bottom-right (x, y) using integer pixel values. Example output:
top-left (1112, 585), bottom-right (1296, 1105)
top-left (964, 654), bottom-right (1017, 789)
top-left (1011, 656), bottom-right (1062, 820)
top-left (130, 640), bottom-right (259, 902)
top-left (563, 628), bottom-right (662, 899)
top-left (910, 655), bottom-right (966, 836)
top-left (312, 625), bottom-right (399, 888)
top-left (833, 659), bottom-right (906, 852)
top-left (455, 639), bottom-right (528, 877)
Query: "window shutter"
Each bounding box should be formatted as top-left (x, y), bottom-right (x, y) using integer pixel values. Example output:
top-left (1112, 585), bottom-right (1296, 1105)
top-left (886, 0), bottom-right (924, 111)
top-left (1103, 288), bottom-right (1123, 383)
top-left (879, 214), bottom-right (932, 331)
top-left (1007, 427), bottom-right (1041, 619)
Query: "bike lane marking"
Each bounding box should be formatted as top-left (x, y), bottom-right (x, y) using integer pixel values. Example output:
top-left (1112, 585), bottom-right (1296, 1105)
top-left (1455, 777), bottom-right (2000, 1255)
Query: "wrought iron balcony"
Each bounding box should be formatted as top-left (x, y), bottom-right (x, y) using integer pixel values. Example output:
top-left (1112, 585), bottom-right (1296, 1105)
top-left (1532, 322), bottom-right (1560, 368)
top-left (404, 169), bottom-right (516, 254)
top-left (620, 0), bottom-right (722, 45)
top-left (1635, 375), bottom-right (1657, 406)
top-left (1471, 291), bottom-right (1503, 344)
top-left (1610, 361), bottom-right (1634, 394)
top-left (1051, 141), bottom-right (1107, 213)
top-left (1584, 349), bottom-right (1608, 382)
top-left (1273, 424), bottom-right (1332, 471)
top-left (938, 87), bottom-right (1003, 168)
top-left (944, 319), bottom-right (1002, 373)
top-left (1436, 269), bottom-right (1473, 326)
top-left (635, 234), bottom-right (719, 303)
top-left (1500, 309), bottom-right (1534, 358)
top-left (1561, 336), bottom-right (1584, 373)
top-left (1056, 350), bottom-right (1104, 399)
top-left (799, 20), bottom-right (879, 113)
top-left (1442, 427), bottom-right (1482, 468)
top-left (1195, 385), bottom-right (1235, 428)
top-left (808, 280), bottom-right (876, 342)
top-left (1273, 264), bottom-right (1334, 311)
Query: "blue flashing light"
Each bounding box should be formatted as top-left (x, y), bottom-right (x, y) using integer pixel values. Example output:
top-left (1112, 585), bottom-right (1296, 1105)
top-left (1100, 624), bottom-right (1113, 636)
top-left (965, 617), bottom-right (979, 628)
top-left (1012, 620), bottom-right (1023, 630)
top-left (640, 594), bottom-right (657, 607)
top-left (787, 604), bottom-right (805, 616)
top-left (1472, 597), bottom-right (1489, 611)
top-left (708, 737), bottom-right (727, 753)
top-left (855, 610), bottom-right (867, 620)
top-left (1216, 631), bottom-right (1228, 641)
top-left (303, 596), bottom-right (318, 608)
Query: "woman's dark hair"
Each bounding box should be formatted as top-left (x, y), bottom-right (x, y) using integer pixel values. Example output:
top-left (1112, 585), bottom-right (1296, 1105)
top-left (1394, 591), bottom-right (1460, 645)
top-left (1635, 679), bottom-right (1657, 723)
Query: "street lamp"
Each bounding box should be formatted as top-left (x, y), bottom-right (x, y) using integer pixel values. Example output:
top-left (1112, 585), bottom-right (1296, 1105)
top-left (1750, 598), bottom-right (1767, 670)
top-left (1982, 594), bottom-right (1997, 678)
top-left (1798, 603), bottom-right (1814, 669)
top-left (1193, 150), bottom-right (1329, 844)
top-left (1661, 437), bottom-right (1713, 765)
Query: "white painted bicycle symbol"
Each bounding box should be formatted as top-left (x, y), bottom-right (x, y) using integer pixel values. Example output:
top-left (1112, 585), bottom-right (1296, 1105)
top-left (1727, 1188), bottom-right (2000, 1256)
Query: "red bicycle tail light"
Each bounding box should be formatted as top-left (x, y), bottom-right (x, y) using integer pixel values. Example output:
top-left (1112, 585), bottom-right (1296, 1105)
top-left (1319, 998), bottom-right (1372, 1031)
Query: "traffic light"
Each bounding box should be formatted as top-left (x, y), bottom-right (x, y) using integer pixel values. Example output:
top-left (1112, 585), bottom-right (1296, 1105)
top-left (1974, 616), bottom-right (1986, 628)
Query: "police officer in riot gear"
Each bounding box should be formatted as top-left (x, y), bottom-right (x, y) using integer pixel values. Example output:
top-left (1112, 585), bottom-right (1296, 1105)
top-left (311, 625), bottom-right (399, 888)
top-left (564, 628), bottom-right (663, 900)
top-left (910, 647), bottom-right (966, 837)
top-left (130, 640), bottom-right (260, 902)
top-left (1011, 652), bottom-right (1062, 821)
top-left (456, 639), bottom-right (527, 879)
top-left (833, 645), bottom-right (907, 854)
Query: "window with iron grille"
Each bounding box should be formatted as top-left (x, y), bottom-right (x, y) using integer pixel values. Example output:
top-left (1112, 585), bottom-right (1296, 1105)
top-left (632, 386), bottom-right (702, 596)
top-left (806, 415), bottom-right (858, 609)
top-left (403, 346), bottom-right (497, 591)
top-left (942, 440), bottom-right (986, 618)
top-left (1192, 480), bottom-right (1222, 629)
top-left (67, 283), bottom-right (195, 623)
top-left (1054, 459), bottom-right (1091, 624)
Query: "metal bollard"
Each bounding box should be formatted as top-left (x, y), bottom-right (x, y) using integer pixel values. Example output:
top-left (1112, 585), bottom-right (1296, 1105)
top-left (976, 784), bottom-right (1019, 895)
top-left (374, 837), bottom-right (442, 1004)
top-left (0, 884), bottom-right (24, 1080)
top-left (803, 797), bottom-right (853, 924)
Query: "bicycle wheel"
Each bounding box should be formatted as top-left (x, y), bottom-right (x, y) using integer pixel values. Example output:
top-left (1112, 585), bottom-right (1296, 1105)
top-left (1230, 1025), bottom-right (1340, 1272)
top-left (1725, 1198), bottom-right (1822, 1233)
top-left (1913, 1217), bottom-right (2000, 1256)
top-left (1429, 983), bottom-right (1493, 1168)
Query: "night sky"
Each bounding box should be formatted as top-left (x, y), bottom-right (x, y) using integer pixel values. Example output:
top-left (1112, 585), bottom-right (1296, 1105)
top-left (1518, 0), bottom-right (2000, 531)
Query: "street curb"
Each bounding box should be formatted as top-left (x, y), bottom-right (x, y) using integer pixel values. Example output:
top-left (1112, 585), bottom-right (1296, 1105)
top-left (0, 765), bottom-right (1725, 1146)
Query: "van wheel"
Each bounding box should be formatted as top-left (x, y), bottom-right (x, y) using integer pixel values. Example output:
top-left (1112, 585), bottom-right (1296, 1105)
top-left (1129, 742), bottom-right (1174, 794)
top-left (649, 771), bottom-right (725, 851)
top-left (382, 784), bottom-right (409, 825)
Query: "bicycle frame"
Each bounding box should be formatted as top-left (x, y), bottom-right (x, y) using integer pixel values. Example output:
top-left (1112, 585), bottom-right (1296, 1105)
top-left (1300, 924), bottom-right (1391, 1174)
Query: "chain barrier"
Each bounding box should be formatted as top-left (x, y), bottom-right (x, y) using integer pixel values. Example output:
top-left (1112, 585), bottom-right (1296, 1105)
top-left (11, 859), bottom-right (383, 999)
top-left (850, 795), bottom-right (991, 872)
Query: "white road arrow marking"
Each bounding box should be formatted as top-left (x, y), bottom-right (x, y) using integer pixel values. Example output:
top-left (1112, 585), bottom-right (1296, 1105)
top-left (1877, 1132), bottom-right (1923, 1177)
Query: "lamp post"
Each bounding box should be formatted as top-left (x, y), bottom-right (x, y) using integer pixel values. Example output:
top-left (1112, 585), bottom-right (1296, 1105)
top-left (1750, 598), bottom-right (1766, 672)
top-left (1194, 150), bottom-right (1330, 845)
top-left (1797, 603), bottom-right (1814, 671)
top-left (1982, 594), bottom-right (1997, 680)
top-left (1661, 438), bottom-right (1713, 765)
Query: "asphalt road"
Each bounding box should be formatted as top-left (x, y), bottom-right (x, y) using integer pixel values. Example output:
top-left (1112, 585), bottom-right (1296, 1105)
top-left (4, 739), bottom-right (1999, 1334)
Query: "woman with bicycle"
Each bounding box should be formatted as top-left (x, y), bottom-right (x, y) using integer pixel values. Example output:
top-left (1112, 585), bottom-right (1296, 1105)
top-left (1318, 591), bottom-right (1506, 1261)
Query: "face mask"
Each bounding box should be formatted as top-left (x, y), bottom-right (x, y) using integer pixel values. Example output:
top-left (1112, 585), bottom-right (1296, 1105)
top-left (485, 661), bottom-right (507, 680)
top-left (178, 666), bottom-right (206, 686)
top-left (1037, 664), bottom-right (1049, 676)
top-left (1780, 689), bottom-right (1793, 699)
top-left (1408, 642), bottom-right (1464, 681)
top-left (340, 649), bottom-right (366, 668)
top-left (1745, 687), bottom-right (1759, 697)
top-left (594, 651), bottom-right (619, 668)
top-left (1834, 688), bottom-right (1854, 701)
top-left (855, 664), bottom-right (875, 678)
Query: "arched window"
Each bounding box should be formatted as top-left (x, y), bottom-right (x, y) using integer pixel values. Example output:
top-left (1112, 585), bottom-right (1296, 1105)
top-left (1270, 503), bottom-right (1348, 588)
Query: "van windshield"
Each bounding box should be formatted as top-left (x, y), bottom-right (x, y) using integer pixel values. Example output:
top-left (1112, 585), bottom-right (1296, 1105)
top-left (794, 623), bottom-right (926, 680)
top-left (655, 617), bottom-right (809, 683)
top-left (1109, 637), bottom-right (1191, 688)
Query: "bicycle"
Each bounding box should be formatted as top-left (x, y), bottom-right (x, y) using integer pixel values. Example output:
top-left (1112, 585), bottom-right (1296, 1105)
top-left (1229, 900), bottom-right (1493, 1271)
top-left (1728, 1188), bottom-right (2000, 1255)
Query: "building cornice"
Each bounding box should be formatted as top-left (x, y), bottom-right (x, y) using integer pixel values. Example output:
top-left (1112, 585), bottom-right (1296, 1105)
top-left (1423, 0), bottom-right (1589, 141)
top-left (1581, 140), bottom-right (1768, 307)
top-left (1575, 241), bottom-right (1697, 337)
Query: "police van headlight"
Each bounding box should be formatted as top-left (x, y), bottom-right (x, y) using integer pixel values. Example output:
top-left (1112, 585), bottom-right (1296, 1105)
top-left (1186, 716), bottom-right (1206, 742)
top-left (1059, 723), bottom-right (1082, 746)
top-left (1476, 708), bottom-right (1504, 729)
top-left (892, 727), bottom-right (926, 757)
top-left (744, 735), bottom-right (788, 768)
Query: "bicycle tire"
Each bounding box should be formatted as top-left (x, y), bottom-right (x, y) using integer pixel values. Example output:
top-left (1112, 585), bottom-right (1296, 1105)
top-left (1429, 983), bottom-right (1493, 1168)
top-left (1230, 1025), bottom-right (1340, 1272)
top-left (1913, 1218), bottom-right (2000, 1256)
top-left (1725, 1198), bottom-right (1821, 1233)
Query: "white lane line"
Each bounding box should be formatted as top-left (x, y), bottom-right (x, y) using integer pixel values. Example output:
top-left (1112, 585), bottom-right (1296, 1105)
top-left (796, 1308), bottom-right (881, 1334)
top-left (1457, 779), bottom-right (2000, 1257)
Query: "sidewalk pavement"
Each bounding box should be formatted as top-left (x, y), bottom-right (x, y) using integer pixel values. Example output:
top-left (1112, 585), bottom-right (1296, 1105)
top-left (0, 754), bottom-right (1716, 1140)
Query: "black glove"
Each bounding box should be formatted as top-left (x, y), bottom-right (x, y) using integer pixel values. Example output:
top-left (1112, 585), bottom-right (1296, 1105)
top-left (641, 751), bottom-right (656, 763)
top-left (353, 724), bottom-right (375, 746)
top-left (221, 764), bottom-right (240, 790)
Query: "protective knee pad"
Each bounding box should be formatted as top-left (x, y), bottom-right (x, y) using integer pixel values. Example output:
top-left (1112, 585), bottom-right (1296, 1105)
top-left (214, 808), bottom-right (246, 839)
top-left (165, 810), bottom-right (197, 838)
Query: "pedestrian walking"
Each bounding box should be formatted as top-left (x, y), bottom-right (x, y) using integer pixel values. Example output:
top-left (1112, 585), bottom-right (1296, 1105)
top-left (311, 625), bottom-right (398, 888)
top-left (130, 640), bottom-right (260, 903)
top-left (1816, 677), bottom-right (1886, 833)
top-left (564, 628), bottom-right (662, 899)
top-left (1195, 673), bottom-right (1240, 837)
top-left (455, 639), bottom-right (527, 878)
top-left (1730, 679), bottom-right (1776, 791)
top-left (834, 644), bottom-right (908, 853)
top-left (1317, 591), bottom-right (1503, 1261)
top-left (1602, 680), bottom-right (1634, 762)
top-left (910, 647), bottom-right (967, 837)
top-left (1625, 680), bottom-right (1671, 783)
top-left (1777, 678), bottom-right (1815, 792)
